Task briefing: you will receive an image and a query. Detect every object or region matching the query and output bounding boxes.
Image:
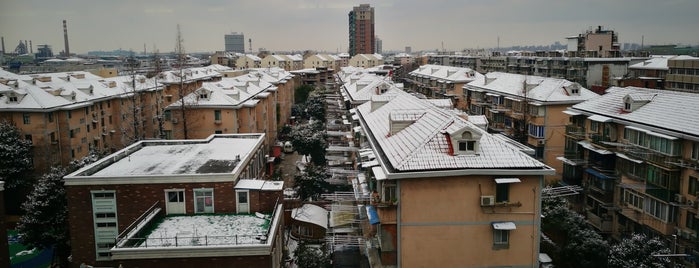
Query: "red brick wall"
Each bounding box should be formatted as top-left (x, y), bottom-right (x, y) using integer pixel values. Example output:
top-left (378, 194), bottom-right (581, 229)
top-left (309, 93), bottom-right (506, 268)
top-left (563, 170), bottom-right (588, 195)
top-left (112, 255), bottom-right (272, 268)
top-left (66, 181), bottom-right (282, 266)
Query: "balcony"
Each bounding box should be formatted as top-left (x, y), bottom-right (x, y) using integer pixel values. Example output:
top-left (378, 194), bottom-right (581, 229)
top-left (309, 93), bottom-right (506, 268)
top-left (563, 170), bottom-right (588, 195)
top-left (586, 211), bottom-right (613, 233)
top-left (589, 133), bottom-right (615, 149)
top-left (624, 146), bottom-right (680, 170)
top-left (565, 125), bottom-right (586, 140)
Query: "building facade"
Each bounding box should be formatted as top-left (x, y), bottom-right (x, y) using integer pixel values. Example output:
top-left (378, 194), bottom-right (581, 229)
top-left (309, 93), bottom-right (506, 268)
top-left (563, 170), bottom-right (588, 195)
top-left (224, 32), bottom-right (245, 53)
top-left (348, 4), bottom-right (375, 56)
top-left (666, 55), bottom-right (699, 93)
top-left (64, 134), bottom-right (285, 268)
top-left (407, 64), bottom-right (483, 110)
top-left (562, 87), bottom-right (699, 266)
top-left (465, 72), bottom-right (598, 181)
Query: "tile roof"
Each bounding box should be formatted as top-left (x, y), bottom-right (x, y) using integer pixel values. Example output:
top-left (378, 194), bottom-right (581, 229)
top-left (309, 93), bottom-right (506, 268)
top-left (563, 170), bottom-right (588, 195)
top-left (628, 55), bottom-right (673, 70)
top-left (570, 86), bottom-right (699, 137)
top-left (409, 64), bottom-right (483, 83)
top-left (357, 90), bottom-right (549, 172)
top-left (465, 72), bottom-right (598, 103)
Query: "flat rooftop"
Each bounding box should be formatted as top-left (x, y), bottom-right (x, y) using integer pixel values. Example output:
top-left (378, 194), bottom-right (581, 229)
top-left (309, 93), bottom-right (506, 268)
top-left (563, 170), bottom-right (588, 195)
top-left (139, 214), bottom-right (270, 247)
top-left (74, 134), bottom-right (264, 177)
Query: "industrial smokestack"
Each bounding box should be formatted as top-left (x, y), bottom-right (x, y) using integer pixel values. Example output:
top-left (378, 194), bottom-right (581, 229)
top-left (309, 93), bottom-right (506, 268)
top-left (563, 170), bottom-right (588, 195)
top-left (63, 19), bottom-right (70, 57)
top-left (29, 40), bottom-right (33, 54)
top-left (1, 37), bottom-right (5, 54)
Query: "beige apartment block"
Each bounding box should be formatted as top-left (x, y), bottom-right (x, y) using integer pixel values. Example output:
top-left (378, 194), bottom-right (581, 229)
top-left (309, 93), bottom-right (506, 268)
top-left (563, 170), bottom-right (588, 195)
top-left (465, 72), bottom-right (598, 182)
top-left (349, 87), bottom-right (554, 267)
top-left (235, 54), bottom-right (262, 69)
top-left (564, 87), bottom-right (699, 267)
top-left (348, 53), bottom-right (384, 68)
top-left (408, 64), bottom-right (483, 109)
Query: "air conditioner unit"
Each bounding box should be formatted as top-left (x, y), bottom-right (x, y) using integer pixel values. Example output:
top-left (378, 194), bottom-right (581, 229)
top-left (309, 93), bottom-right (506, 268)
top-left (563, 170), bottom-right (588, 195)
top-left (480, 195), bottom-right (495, 206)
top-left (538, 139), bottom-right (546, 146)
top-left (172, 118), bottom-right (179, 124)
top-left (675, 194), bottom-right (686, 204)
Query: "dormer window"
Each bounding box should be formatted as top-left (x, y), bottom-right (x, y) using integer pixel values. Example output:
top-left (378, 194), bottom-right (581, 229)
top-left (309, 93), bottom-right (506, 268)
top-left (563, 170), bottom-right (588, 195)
top-left (449, 125), bottom-right (482, 156)
top-left (199, 93), bottom-right (208, 99)
top-left (459, 140), bottom-right (476, 151)
top-left (9, 96), bottom-right (18, 102)
top-left (624, 101), bottom-right (631, 111)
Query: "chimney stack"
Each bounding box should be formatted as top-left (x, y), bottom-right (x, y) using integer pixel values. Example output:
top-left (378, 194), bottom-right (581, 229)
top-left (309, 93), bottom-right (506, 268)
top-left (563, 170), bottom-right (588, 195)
top-left (29, 40), bottom-right (33, 54)
top-left (1, 37), bottom-right (5, 54)
top-left (63, 19), bottom-right (70, 57)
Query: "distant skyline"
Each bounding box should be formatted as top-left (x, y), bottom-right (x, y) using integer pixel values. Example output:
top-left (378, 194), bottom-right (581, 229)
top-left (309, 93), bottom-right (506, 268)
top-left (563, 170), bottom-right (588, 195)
top-left (1, 0), bottom-right (698, 54)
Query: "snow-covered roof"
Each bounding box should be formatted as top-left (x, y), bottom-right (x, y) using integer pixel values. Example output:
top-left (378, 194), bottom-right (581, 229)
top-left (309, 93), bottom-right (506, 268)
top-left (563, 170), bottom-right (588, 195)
top-left (140, 214), bottom-right (270, 247)
top-left (629, 55), bottom-right (673, 71)
top-left (357, 89), bottom-right (552, 174)
top-left (158, 65), bottom-right (230, 84)
top-left (409, 64), bottom-right (483, 83)
top-left (465, 72), bottom-right (598, 104)
top-left (235, 179), bottom-right (284, 191)
top-left (425, 98), bottom-right (453, 109)
top-left (0, 69), bottom-right (160, 111)
top-left (291, 204), bottom-right (328, 229)
top-left (339, 72), bottom-right (400, 104)
top-left (569, 86), bottom-right (699, 137)
top-left (67, 134), bottom-right (265, 180)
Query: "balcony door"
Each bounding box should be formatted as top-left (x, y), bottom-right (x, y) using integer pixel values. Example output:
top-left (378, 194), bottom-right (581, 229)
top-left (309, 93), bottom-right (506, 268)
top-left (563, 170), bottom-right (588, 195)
top-left (236, 190), bottom-right (250, 214)
top-left (165, 190), bottom-right (185, 215)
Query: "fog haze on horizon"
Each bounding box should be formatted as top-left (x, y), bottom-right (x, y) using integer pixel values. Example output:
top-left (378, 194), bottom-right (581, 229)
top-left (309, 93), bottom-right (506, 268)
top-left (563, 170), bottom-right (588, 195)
top-left (1, 0), bottom-right (697, 54)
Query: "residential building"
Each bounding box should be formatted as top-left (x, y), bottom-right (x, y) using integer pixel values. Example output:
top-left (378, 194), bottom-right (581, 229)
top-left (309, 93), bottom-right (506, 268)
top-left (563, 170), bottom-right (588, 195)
top-left (562, 87), bottom-right (699, 266)
top-left (348, 54), bottom-right (384, 68)
top-left (291, 67), bottom-right (335, 88)
top-left (64, 134), bottom-right (285, 268)
top-left (210, 51), bottom-right (239, 68)
top-left (615, 55), bottom-right (673, 89)
top-left (236, 54), bottom-right (262, 70)
top-left (666, 55), bottom-right (699, 93)
top-left (566, 26), bottom-right (621, 58)
top-left (163, 67), bottom-right (297, 147)
top-left (375, 36), bottom-right (382, 54)
top-left (0, 69), bottom-right (160, 173)
top-left (464, 72), bottom-right (598, 181)
top-left (261, 55), bottom-right (290, 71)
top-left (350, 88), bottom-right (554, 267)
top-left (224, 32), bottom-right (245, 53)
top-left (337, 67), bottom-right (402, 107)
top-left (407, 64), bottom-right (483, 109)
top-left (303, 54), bottom-right (336, 70)
top-left (348, 4), bottom-right (375, 56)
top-left (392, 53), bottom-right (415, 66)
top-left (289, 204), bottom-right (328, 241)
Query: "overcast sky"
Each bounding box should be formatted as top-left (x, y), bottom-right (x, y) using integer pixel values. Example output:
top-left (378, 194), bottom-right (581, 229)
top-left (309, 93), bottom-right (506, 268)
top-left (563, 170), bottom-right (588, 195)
top-left (1, 0), bottom-right (698, 54)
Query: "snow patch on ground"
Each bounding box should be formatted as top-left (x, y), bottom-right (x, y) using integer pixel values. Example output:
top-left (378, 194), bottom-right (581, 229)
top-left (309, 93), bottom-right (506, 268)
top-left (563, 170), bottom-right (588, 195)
top-left (141, 214), bottom-right (269, 247)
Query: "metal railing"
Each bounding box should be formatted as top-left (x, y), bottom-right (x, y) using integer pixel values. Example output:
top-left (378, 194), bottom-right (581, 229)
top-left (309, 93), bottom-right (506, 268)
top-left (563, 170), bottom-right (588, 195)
top-left (118, 234), bottom-right (269, 248)
top-left (115, 201), bottom-right (163, 247)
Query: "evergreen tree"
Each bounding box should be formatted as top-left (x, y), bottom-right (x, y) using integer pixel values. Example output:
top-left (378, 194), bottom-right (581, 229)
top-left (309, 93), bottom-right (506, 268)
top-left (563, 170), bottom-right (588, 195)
top-left (16, 166), bottom-right (70, 266)
top-left (294, 164), bottom-right (331, 201)
top-left (608, 233), bottom-right (671, 268)
top-left (290, 122), bottom-right (328, 166)
top-left (294, 240), bottom-right (331, 268)
top-left (0, 120), bottom-right (33, 189)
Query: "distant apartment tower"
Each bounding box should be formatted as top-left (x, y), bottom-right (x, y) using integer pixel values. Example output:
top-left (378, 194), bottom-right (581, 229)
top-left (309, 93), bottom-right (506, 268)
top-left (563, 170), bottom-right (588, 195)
top-left (224, 32), bottom-right (245, 53)
top-left (375, 36), bottom-right (382, 54)
top-left (348, 4), bottom-right (375, 56)
top-left (405, 46), bottom-right (411, 54)
top-left (566, 26), bottom-right (620, 58)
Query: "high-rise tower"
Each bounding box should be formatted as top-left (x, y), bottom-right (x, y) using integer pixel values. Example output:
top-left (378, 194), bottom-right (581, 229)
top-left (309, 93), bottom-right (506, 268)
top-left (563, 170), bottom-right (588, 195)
top-left (348, 4), bottom-right (375, 56)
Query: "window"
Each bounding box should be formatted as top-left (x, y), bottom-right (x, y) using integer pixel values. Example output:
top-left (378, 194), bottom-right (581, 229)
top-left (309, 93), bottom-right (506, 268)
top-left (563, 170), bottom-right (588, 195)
top-left (214, 110), bottom-right (221, 121)
top-left (22, 113), bottom-right (30, 124)
top-left (493, 230), bottom-right (509, 248)
top-left (458, 141), bottom-right (475, 151)
top-left (382, 183), bottom-right (397, 203)
top-left (687, 212), bottom-right (698, 230)
top-left (69, 129), bottom-right (74, 138)
top-left (48, 113), bottom-right (53, 122)
top-left (690, 176), bottom-right (699, 197)
top-left (693, 143), bottom-right (699, 160)
top-left (644, 197), bottom-right (672, 222)
top-left (215, 130), bottom-right (223, 134)
top-left (67, 110), bottom-right (72, 119)
top-left (590, 121), bottom-right (599, 133)
top-left (194, 189), bottom-right (214, 213)
top-left (496, 183), bottom-right (509, 203)
top-left (91, 190), bottom-right (117, 261)
top-left (528, 123), bottom-right (545, 138)
top-left (623, 189), bottom-right (644, 210)
top-left (624, 102), bottom-right (631, 111)
top-left (199, 92), bottom-right (208, 99)
top-left (9, 96), bottom-right (17, 102)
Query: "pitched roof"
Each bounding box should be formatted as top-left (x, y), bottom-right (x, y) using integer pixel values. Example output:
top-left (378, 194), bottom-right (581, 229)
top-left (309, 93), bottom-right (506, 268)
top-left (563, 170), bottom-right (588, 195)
top-left (410, 64), bottom-right (482, 83)
top-left (465, 72), bottom-right (598, 103)
top-left (628, 55), bottom-right (673, 71)
top-left (570, 86), bottom-right (699, 137)
top-left (357, 89), bottom-right (549, 172)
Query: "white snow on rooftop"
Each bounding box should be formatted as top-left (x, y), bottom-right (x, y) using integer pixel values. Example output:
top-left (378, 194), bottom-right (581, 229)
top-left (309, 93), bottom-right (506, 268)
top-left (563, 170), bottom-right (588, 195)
top-left (570, 86), bottom-right (699, 137)
top-left (466, 72), bottom-right (598, 103)
top-left (235, 179), bottom-right (284, 191)
top-left (92, 135), bottom-right (262, 176)
top-left (291, 204), bottom-right (328, 229)
top-left (141, 214), bottom-right (269, 247)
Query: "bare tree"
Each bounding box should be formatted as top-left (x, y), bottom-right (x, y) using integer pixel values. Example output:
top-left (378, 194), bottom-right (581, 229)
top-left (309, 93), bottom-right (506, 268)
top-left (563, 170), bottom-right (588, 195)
top-left (147, 48), bottom-right (166, 139)
top-left (175, 24), bottom-right (190, 139)
top-left (119, 52), bottom-right (146, 146)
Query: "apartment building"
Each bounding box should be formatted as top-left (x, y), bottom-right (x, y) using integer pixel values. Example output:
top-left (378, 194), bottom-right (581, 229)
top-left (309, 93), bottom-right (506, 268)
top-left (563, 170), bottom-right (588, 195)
top-left (348, 53), bottom-right (384, 69)
top-left (163, 67), bottom-right (297, 147)
top-left (235, 54), bottom-right (262, 69)
top-left (616, 55), bottom-right (673, 89)
top-left (465, 72), bottom-right (598, 181)
top-left (337, 67), bottom-right (402, 107)
top-left (64, 134), bottom-right (284, 268)
top-left (210, 51), bottom-right (239, 68)
top-left (407, 64), bottom-right (483, 109)
top-left (562, 87), bottom-right (699, 266)
top-left (666, 55), bottom-right (699, 93)
top-left (291, 67), bottom-right (334, 88)
top-left (303, 54), bottom-right (341, 70)
top-left (566, 26), bottom-right (621, 58)
top-left (0, 69), bottom-right (160, 173)
top-left (348, 4), bottom-right (375, 56)
top-left (261, 55), bottom-right (290, 71)
top-left (351, 88), bottom-right (554, 267)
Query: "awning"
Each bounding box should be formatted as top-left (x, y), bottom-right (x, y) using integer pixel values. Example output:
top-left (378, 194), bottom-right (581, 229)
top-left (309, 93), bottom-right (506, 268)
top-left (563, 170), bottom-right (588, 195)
top-left (486, 93), bottom-right (501, 97)
top-left (372, 166), bottom-right (387, 181)
top-left (492, 222), bottom-right (516, 230)
top-left (366, 205), bottom-right (380, 225)
top-left (495, 178), bottom-right (521, 184)
top-left (578, 141), bottom-right (613, 155)
top-left (563, 110), bottom-right (582, 116)
top-left (585, 168), bottom-right (613, 180)
top-left (556, 156), bottom-right (579, 166)
top-left (588, 114), bottom-right (612, 123)
top-left (615, 153), bottom-right (643, 164)
top-left (360, 160), bottom-right (379, 168)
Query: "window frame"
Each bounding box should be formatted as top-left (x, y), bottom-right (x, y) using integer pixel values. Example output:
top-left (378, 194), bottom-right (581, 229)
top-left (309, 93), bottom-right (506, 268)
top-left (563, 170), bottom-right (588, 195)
top-left (493, 229), bottom-right (510, 249)
top-left (194, 188), bottom-right (214, 214)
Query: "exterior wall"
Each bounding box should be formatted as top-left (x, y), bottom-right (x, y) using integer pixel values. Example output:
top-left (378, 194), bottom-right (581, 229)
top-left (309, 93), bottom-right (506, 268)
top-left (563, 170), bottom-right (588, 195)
top-left (585, 62), bottom-right (628, 87)
top-left (112, 255), bottom-right (273, 268)
top-left (666, 57), bottom-right (699, 93)
top-left (397, 175), bottom-right (541, 268)
top-left (67, 182), bottom-right (281, 267)
top-left (541, 105), bottom-right (571, 181)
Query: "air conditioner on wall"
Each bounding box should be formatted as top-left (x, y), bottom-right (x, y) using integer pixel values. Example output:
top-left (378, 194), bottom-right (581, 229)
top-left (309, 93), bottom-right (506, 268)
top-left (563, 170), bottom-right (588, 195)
top-left (481, 195), bottom-right (495, 206)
